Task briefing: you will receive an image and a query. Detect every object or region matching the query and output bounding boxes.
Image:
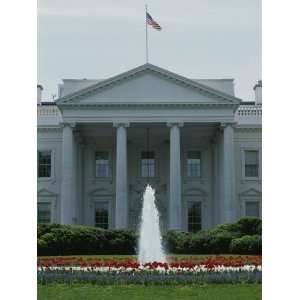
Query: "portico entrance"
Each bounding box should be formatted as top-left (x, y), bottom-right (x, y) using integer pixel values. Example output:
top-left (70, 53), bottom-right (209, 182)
top-left (56, 64), bottom-right (240, 230)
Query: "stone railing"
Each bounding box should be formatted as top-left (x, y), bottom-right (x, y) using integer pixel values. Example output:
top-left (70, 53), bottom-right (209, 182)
top-left (235, 104), bottom-right (262, 124)
top-left (237, 104), bottom-right (262, 116)
top-left (37, 105), bottom-right (62, 125)
top-left (37, 105), bottom-right (60, 116)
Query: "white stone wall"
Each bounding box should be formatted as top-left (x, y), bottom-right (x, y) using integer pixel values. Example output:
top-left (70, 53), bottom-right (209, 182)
top-left (37, 64), bottom-right (262, 230)
top-left (37, 121), bottom-right (262, 229)
top-left (234, 127), bottom-right (262, 219)
top-left (37, 129), bottom-right (62, 223)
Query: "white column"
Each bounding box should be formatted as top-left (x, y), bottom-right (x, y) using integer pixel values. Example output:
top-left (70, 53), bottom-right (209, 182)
top-left (76, 137), bottom-right (84, 224)
top-left (212, 138), bottom-right (218, 226)
top-left (222, 123), bottom-right (236, 223)
top-left (114, 122), bottom-right (129, 229)
top-left (168, 122), bottom-right (183, 231)
top-left (61, 123), bottom-right (76, 224)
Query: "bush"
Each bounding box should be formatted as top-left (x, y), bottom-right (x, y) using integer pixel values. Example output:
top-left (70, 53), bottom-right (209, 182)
top-left (188, 230), bottom-right (212, 254)
top-left (37, 224), bottom-right (137, 256)
top-left (230, 235), bottom-right (262, 255)
top-left (37, 223), bottom-right (61, 239)
top-left (214, 217), bottom-right (262, 237)
top-left (164, 231), bottom-right (191, 254)
top-left (208, 230), bottom-right (235, 254)
top-left (236, 218), bottom-right (262, 236)
top-left (37, 218), bottom-right (262, 256)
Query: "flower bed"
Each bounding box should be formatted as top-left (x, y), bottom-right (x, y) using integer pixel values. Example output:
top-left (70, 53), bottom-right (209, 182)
top-left (37, 256), bottom-right (262, 285)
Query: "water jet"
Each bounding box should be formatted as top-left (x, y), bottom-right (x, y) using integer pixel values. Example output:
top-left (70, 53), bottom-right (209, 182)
top-left (138, 184), bottom-right (166, 264)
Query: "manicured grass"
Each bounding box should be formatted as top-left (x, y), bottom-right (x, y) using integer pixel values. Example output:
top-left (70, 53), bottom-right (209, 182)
top-left (38, 284), bottom-right (261, 300)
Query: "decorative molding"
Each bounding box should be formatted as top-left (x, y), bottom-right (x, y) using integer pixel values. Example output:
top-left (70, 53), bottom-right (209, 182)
top-left (37, 188), bottom-right (58, 197)
top-left (235, 125), bottom-right (262, 132)
top-left (59, 122), bottom-right (77, 130)
top-left (183, 187), bottom-right (208, 197)
top-left (57, 102), bottom-right (238, 109)
top-left (166, 122), bottom-right (184, 128)
top-left (89, 187), bottom-right (114, 197)
top-left (239, 188), bottom-right (262, 197)
top-left (37, 126), bottom-right (62, 132)
top-left (113, 122), bottom-right (130, 128)
top-left (220, 122), bottom-right (237, 129)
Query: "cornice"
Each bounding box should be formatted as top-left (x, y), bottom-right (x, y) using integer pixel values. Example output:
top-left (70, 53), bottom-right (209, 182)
top-left (59, 122), bottom-right (77, 130)
top-left (113, 122), bottom-right (130, 128)
top-left (239, 188), bottom-right (262, 197)
top-left (167, 122), bottom-right (184, 128)
top-left (37, 188), bottom-right (58, 197)
top-left (235, 124), bottom-right (262, 131)
top-left (220, 122), bottom-right (237, 129)
top-left (37, 126), bottom-right (62, 132)
top-left (57, 102), bottom-right (238, 109)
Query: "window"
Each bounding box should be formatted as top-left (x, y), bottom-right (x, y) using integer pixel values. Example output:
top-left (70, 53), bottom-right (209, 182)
top-left (187, 151), bottom-right (201, 177)
top-left (245, 150), bottom-right (259, 178)
top-left (188, 202), bottom-right (202, 232)
top-left (95, 151), bottom-right (109, 177)
top-left (245, 201), bottom-right (260, 218)
top-left (141, 151), bottom-right (155, 177)
top-left (37, 202), bottom-right (51, 224)
top-left (95, 202), bottom-right (109, 229)
top-left (38, 151), bottom-right (52, 178)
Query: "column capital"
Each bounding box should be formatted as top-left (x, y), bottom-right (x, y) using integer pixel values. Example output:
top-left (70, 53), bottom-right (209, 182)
top-left (60, 122), bottom-right (76, 130)
top-left (113, 122), bottom-right (130, 128)
top-left (167, 122), bottom-right (184, 128)
top-left (220, 122), bottom-right (237, 130)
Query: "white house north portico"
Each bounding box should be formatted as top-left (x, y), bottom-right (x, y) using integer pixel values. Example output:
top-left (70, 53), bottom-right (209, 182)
top-left (37, 64), bottom-right (262, 231)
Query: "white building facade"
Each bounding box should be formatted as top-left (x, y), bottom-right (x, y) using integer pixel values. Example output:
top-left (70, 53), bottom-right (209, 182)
top-left (37, 64), bottom-right (262, 232)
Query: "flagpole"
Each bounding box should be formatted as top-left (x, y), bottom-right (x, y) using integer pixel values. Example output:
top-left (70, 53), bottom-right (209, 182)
top-left (145, 4), bottom-right (149, 63)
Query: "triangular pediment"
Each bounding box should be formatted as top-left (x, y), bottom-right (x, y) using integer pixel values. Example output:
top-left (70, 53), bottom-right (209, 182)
top-left (56, 64), bottom-right (241, 107)
top-left (184, 187), bottom-right (208, 197)
top-left (89, 187), bottom-right (113, 197)
top-left (37, 188), bottom-right (57, 197)
top-left (239, 188), bottom-right (262, 197)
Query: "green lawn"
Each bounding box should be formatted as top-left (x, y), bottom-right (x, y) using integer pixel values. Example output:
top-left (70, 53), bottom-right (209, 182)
top-left (38, 284), bottom-right (261, 300)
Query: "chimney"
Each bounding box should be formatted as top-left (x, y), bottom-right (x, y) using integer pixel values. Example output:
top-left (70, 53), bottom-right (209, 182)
top-left (253, 80), bottom-right (262, 104)
top-left (37, 84), bottom-right (43, 105)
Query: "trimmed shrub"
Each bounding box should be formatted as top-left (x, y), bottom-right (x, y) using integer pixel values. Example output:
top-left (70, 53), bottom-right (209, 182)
top-left (214, 217), bottom-right (262, 237)
top-left (236, 217), bottom-right (262, 236)
top-left (214, 223), bottom-right (240, 234)
top-left (188, 230), bottom-right (212, 254)
top-left (208, 230), bottom-right (235, 254)
top-left (164, 231), bottom-right (191, 254)
top-left (230, 235), bottom-right (262, 255)
top-left (37, 224), bottom-right (137, 256)
top-left (37, 217), bottom-right (262, 256)
top-left (37, 239), bottom-right (48, 256)
top-left (37, 223), bottom-right (61, 239)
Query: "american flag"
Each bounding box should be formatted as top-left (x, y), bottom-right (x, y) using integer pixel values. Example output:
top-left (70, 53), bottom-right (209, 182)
top-left (146, 12), bottom-right (162, 31)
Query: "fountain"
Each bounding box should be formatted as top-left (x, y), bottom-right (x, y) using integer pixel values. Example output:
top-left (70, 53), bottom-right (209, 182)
top-left (138, 184), bottom-right (166, 264)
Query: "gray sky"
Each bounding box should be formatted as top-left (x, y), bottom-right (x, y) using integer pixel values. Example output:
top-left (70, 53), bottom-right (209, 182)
top-left (38, 0), bottom-right (261, 101)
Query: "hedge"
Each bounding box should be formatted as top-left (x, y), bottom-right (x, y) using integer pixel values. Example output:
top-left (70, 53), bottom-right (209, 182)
top-left (38, 225), bottom-right (137, 256)
top-left (230, 235), bottom-right (262, 255)
top-left (38, 217), bottom-right (261, 256)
